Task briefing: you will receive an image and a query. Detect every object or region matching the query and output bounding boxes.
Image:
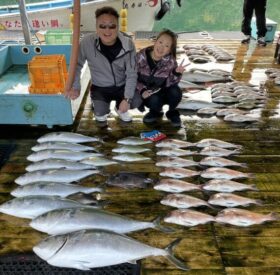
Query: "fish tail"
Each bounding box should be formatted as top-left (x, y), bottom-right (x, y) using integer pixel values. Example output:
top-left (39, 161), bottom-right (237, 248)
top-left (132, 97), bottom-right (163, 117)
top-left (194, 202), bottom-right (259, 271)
top-left (165, 238), bottom-right (189, 271)
top-left (249, 184), bottom-right (259, 191)
top-left (255, 199), bottom-right (263, 206)
top-left (240, 163), bottom-right (248, 168)
top-left (248, 173), bottom-right (255, 179)
top-left (153, 216), bottom-right (174, 233)
top-left (267, 212), bottom-right (280, 221)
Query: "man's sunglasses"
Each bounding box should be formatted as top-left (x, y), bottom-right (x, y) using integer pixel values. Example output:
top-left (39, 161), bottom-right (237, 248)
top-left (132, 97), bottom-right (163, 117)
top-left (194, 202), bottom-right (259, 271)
top-left (98, 24), bottom-right (117, 30)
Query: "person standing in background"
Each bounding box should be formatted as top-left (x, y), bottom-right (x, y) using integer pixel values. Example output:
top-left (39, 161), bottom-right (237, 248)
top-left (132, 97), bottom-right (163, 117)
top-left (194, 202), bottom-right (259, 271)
top-left (241, 0), bottom-right (267, 46)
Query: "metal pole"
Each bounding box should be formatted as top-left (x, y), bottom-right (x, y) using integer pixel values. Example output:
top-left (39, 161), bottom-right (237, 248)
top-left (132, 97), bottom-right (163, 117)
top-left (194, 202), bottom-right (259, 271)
top-left (18, 0), bottom-right (32, 44)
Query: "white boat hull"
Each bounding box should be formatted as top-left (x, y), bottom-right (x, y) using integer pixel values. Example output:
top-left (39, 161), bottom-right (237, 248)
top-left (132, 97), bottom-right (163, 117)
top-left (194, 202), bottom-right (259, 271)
top-left (0, 0), bottom-right (160, 32)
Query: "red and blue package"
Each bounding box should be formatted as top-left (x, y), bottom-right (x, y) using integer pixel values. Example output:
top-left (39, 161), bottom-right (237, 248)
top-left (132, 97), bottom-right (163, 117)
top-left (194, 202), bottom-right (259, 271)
top-left (140, 130), bottom-right (166, 142)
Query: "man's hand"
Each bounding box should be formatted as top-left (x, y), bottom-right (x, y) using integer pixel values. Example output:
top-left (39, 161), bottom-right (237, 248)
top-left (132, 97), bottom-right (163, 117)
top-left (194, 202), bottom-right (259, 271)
top-left (65, 88), bottom-right (80, 100)
top-left (118, 99), bottom-right (130, 113)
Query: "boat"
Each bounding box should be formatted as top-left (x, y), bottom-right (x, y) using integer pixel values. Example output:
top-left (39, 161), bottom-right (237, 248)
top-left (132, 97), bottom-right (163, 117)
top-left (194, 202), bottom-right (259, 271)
top-left (0, 0), bottom-right (171, 32)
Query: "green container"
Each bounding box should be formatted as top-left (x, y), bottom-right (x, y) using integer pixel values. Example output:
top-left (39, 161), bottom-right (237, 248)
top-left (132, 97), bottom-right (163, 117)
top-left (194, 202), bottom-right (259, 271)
top-left (45, 29), bottom-right (73, 45)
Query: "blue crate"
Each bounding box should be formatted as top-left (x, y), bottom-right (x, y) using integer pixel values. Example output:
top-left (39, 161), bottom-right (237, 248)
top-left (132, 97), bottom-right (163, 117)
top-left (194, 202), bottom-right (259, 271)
top-left (251, 17), bottom-right (277, 42)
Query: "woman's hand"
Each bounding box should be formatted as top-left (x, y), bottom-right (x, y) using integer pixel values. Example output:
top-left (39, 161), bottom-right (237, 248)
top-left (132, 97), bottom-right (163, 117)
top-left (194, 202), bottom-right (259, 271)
top-left (142, 90), bottom-right (152, 99)
top-left (175, 59), bottom-right (190, 74)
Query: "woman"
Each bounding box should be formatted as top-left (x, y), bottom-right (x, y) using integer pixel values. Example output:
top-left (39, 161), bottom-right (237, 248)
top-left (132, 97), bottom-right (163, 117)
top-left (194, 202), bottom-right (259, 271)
top-left (136, 29), bottom-right (188, 127)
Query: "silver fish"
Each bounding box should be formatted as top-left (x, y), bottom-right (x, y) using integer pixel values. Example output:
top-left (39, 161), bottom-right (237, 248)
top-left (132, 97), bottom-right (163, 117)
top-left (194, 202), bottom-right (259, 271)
top-left (177, 99), bottom-right (223, 111)
top-left (199, 157), bottom-right (247, 168)
top-left (182, 71), bottom-right (230, 83)
top-left (216, 108), bottom-right (247, 117)
top-left (112, 145), bottom-right (150, 153)
top-left (156, 157), bottom-right (198, 168)
top-left (164, 209), bottom-right (215, 227)
top-left (197, 107), bottom-right (219, 115)
top-left (200, 167), bottom-right (252, 180)
top-left (11, 182), bottom-right (103, 198)
top-left (31, 142), bottom-right (97, 152)
top-left (107, 172), bottom-right (153, 189)
top-left (157, 148), bottom-right (195, 157)
top-left (199, 146), bottom-right (240, 157)
top-left (154, 178), bottom-right (201, 193)
top-left (212, 96), bottom-right (238, 103)
top-left (202, 179), bottom-right (258, 192)
top-left (15, 169), bottom-right (99, 185)
top-left (215, 208), bottom-right (279, 226)
top-left (179, 80), bottom-right (205, 90)
top-left (160, 167), bottom-right (200, 179)
top-left (161, 194), bottom-right (210, 208)
top-left (223, 114), bottom-right (259, 122)
top-left (30, 207), bottom-right (171, 235)
top-left (27, 150), bottom-right (103, 162)
top-left (81, 156), bottom-right (117, 166)
top-left (117, 136), bottom-right (152, 145)
top-left (25, 159), bottom-right (95, 172)
top-left (155, 139), bottom-right (194, 148)
top-left (33, 229), bottom-right (188, 270)
top-left (195, 138), bottom-right (242, 149)
top-left (0, 195), bottom-right (93, 219)
top-left (208, 193), bottom-right (262, 207)
top-left (38, 132), bottom-right (102, 143)
top-left (112, 153), bottom-right (150, 162)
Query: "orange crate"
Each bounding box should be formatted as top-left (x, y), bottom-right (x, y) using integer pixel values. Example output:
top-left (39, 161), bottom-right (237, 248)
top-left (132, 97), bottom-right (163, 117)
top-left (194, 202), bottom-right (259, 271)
top-left (28, 54), bottom-right (68, 94)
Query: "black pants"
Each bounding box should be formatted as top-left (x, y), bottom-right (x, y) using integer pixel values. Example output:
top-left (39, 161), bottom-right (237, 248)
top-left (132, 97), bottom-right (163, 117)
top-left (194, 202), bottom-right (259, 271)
top-left (90, 85), bottom-right (142, 116)
top-left (143, 85), bottom-right (182, 114)
top-left (242, 0), bottom-right (267, 37)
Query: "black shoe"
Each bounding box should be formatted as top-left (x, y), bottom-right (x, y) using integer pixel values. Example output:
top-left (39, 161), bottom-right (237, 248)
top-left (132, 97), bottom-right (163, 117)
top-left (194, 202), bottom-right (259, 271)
top-left (257, 36), bottom-right (267, 47)
top-left (143, 111), bottom-right (163, 123)
top-left (241, 35), bottom-right (251, 44)
top-left (166, 110), bottom-right (182, 127)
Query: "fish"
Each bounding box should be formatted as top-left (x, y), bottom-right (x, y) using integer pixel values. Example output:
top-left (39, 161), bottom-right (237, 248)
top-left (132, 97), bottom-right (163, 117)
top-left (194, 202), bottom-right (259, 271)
top-left (33, 229), bottom-right (188, 270)
top-left (15, 169), bottom-right (99, 185)
top-left (164, 209), bottom-right (215, 227)
top-left (154, 178), bottom-right (201, 193)
top-left (208, 193), bottom-right (262, 207)
top-left (161, 194), bottom-right (211, 209)
top-left (156, 148), bottom-right (195, 157)
top-left (80, 157), bottom-right (117, 168)
top-left (182, 71), bottom-right (231, 83)
top-left (202, 179), bottom-right (258, 192)
top-left (177, 99), bottom-right (224, 111)
top-left (197, 107), bottom-right (219, 115)
top-left (31, 142), bottom-right (97, 152)
top-left (223, 114), bottom-right (259, 123)
top-left (112, 153), bottom-right (150, 162)
top-left (37, 132), bottom-right (102, 143)
top-left (25, 159), bottom-right (95, 172)
top-left (179, 80), bottom-right (205, 90)
top-left (212, 96), bottom-right (238, 103)
top-left (117, 136), bottom-right (152, 145)
top-left (107, 172), bottom-right (153, 189)
top-left (199, 146), bottom-right (240, 157)
top-left (156, 157), bottom-right (198, 168)
top-left (27, 150), bottom-right (103, 162)
top-left (216, 108), bottom-right (247, 117)
top-left (215, 208), bottom-right (279, 226)
top-left (0, 195), bottom-right (97, 219)
top-left (155, 139), bottom-right (194, 148)
top-left (199, 156), bottom-right (247, 168)
top-left (200, 167), bottom-right (252, 180)
top-left (159, 167), bottom-right (200, 179)
top-left (30, 207), bottom-right (172, 235)
top-left (11, 182), bottom-right (104, 198)
top-left (112, 145), bottom-right (150, 153)
top-left (195, 138), bottom-right (242, 149)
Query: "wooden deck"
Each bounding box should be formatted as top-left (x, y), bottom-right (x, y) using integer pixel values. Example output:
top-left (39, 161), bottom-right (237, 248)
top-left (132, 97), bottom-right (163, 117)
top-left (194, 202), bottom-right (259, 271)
top-left (0, 36), bottom-right (280, 274)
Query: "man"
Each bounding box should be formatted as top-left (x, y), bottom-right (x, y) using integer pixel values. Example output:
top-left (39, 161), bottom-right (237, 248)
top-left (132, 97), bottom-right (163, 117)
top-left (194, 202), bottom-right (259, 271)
top-left (66, 7), bottom-right (141, 123)
top-left (241, 0), bottom-right (267, 46)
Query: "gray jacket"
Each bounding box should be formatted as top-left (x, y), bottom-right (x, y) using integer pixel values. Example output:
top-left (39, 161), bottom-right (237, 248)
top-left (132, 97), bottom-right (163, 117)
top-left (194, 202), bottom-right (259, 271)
top-left (72, 32), bottom-right (137, 99)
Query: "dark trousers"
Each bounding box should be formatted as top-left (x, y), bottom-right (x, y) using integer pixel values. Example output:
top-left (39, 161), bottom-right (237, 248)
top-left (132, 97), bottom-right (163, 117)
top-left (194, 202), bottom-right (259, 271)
top-left (90, 85), bottom-right (142, 116)
top-left (143, 85), bottom-right (182, 115)
top-left (242, 0), bottom-right (267, 37)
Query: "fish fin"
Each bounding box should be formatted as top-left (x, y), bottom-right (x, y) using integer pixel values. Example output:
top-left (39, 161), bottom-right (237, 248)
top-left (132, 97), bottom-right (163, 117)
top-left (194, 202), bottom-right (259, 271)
top-left (127, 260), bottom-right (137, 264)
top-left (164, 238), bottom-right (189, 271)
top-left (71, 261), bottom-right (92, 271)
top-left (152, 216), bottom-right (174, 233)
top-left (176, 0), bottom-right (181, 7)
